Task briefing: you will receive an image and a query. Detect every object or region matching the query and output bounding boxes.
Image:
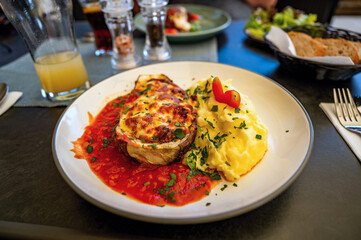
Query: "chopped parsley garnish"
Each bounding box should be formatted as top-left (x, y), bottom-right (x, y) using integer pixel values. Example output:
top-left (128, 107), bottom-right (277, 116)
top-left (286, 130), bottom-right (289, 133)
top-left (220, 184), bottom-right (228, 191)
top-left (165, 179), bottom-right (176, 187)
top-left (193, 85), bottom-right (202, 95)
top-left (201, 96), bottom-right (210, 101)
top-left (112, 102), bottom-right (117, 107)
top-left (118, 100), bottom-right (125, 108)
top-left (175, 121), bottom-right (182, 127)
top-left (144, 181), bottom-right (150, 186)
top-left (225, 161), bottom-right (231, 166)
top-left (174, 129), bottom-right (185, 139)
top-left (149, 144), bottom-right (157, 149)
top-left (165, 192), bottom-right (176, 202)
top-left (232, 117), bottom-right (239, 120)
top-left (141, 139), bottom-right (145, 143)
top-left (234, 121), bottom-right (247, 129)
top-left (135, 85), bottom-right (151, 96)
top-left (235, 108), bottom-right (240, 113)
top-left (205, 190), bottom-right (209, 195)
top-left (86, 145), bottom-right (93, 153)
top-left (123, 106), bottom-right (130, 114)
top-left (87, 139), bottom-right (94, 143)
top-left (206, 202), bottom-right (211, 206)
top-left (128, 137), bottom-right (135, 140)
top-left (170, 173), bottom-right (177, 180)
top-left (233, 183), bottom-right (238, 187)
top-left (152, 136), bottom-right (158, 140)
top-left (196, 126), bottom-right (203, 132)
top-left (210, 172), bottom-right (221, 180)
top-left (207, 121), bottom-right (215, 128)
top-left (121, 192), bottom-right (126, 195)
top-left (256, 134), bottom-right (262, 140)
top-left (211, 105), bottom-right (218, 112)
top-left (91, 156), bottom-right (98, 162)
top-left (158, 189), bottom-right (165, 195)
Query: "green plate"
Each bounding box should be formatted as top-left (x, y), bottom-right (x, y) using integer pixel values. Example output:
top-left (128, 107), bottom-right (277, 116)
top-left (134, 4), bottom-right (231, 42)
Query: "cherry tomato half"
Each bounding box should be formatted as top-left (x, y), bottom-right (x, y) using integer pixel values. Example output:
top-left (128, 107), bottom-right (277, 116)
top-left (165, 28), bottom-right (178, 34)
top-left (224, 90), bottom-right (241, 108)
top-left (212, 77), bottom-right (225, 103)
top-left (190, 13), bottom-right (201, 21)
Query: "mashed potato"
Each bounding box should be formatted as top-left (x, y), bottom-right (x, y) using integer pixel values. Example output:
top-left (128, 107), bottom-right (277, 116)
top-left (185, 77), bottom-right (268, 181)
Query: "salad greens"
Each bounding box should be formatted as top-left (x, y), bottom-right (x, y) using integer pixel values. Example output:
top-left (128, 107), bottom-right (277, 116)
top-left (245, 7), bottom-right (317, 39)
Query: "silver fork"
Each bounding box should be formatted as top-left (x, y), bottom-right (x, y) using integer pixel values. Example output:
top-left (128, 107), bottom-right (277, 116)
top-left (333, 88), bottom-right (361, 134)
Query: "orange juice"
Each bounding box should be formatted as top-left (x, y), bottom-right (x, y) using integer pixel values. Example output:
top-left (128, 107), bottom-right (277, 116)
top-left (34, 51), bottom-right (89, 94)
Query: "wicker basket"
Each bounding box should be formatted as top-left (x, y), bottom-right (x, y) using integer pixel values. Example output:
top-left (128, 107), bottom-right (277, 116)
top-left (265, 24), bottom-right (361, 81)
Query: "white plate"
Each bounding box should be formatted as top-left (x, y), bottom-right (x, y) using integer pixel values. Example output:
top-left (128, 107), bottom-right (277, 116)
top-left (53, 62), bottom-right (313, 224)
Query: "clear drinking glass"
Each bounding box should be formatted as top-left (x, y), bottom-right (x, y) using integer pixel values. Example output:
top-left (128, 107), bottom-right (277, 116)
top-left (78, 0), bottom-right (113, 56)
top-left (0, 0), bottom-right (90, 101)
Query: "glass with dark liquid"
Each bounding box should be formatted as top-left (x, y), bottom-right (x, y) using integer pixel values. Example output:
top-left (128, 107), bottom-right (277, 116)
top-left (79, 0), bottom-right (113, 56)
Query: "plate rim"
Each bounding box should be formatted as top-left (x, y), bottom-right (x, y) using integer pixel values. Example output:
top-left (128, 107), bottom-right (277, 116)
top-left (52, 61), bottom-right (314, 224)
top-left (134, 4), bottom-right (231, 39)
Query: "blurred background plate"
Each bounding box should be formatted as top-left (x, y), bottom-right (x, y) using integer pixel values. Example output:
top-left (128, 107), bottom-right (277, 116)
top-left (134, 4), bottom-right (231, 43)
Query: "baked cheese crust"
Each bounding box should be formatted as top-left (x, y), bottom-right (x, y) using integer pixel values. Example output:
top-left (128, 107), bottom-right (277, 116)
top-left (116, 74), bottom-right (197, 145)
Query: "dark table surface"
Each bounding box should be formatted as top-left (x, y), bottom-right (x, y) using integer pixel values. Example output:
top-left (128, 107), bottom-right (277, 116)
top-left (1, 21), bottom-right (361, 240)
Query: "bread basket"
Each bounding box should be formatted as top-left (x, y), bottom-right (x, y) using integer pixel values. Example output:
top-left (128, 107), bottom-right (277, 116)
top-left (265, 24), bottom-right (361, 81)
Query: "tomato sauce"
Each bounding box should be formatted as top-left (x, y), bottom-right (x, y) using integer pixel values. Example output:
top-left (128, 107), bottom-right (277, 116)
top-left (72, 92), bottom-right (218, 206)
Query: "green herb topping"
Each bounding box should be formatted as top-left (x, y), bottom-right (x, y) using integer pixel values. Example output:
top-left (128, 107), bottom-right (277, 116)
top-left (211, 105), bottom-right (218, 112)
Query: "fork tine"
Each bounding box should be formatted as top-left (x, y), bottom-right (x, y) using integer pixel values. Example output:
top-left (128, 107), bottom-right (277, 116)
top-left (342, 88), bottom-right (355, 121)
top-left (333, 88), bottom-right (344, 121)
top-left (337, 88), bottom-right (349, 121)
top-left (346, 88), bottom-right (361, 122)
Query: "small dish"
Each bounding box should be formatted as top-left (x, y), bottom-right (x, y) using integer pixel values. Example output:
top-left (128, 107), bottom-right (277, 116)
top-left (265, 24), bottom-right (361, 81)
top-left (134, 4), bottom-right (231, 43)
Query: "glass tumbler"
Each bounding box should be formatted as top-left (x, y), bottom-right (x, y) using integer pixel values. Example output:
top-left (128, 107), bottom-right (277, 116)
top-left (78, 0), bottom-right (113, 56)
top-left (0, 0), bottom-right (90, 101)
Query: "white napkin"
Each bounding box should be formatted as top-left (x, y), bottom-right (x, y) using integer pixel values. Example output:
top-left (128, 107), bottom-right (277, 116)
top-left (265, 26), bottom-right (355, 65)
top-left (0, 91), bottom-right (23, 116)
top-left (319, 102), bottom-right (361, 161)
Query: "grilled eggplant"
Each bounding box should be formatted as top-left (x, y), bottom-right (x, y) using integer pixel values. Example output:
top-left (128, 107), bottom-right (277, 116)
top-left (115, 74), bottom-right (197, 165)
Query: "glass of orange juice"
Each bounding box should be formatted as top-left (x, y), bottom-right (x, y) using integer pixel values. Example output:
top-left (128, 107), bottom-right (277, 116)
top-left (0, 0), bottom-right (90, 101)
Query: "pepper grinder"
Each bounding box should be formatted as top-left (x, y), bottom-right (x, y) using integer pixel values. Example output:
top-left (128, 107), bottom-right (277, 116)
top-left (100, 0), bottom-right (140, 70)
top-left (137, 0), bottom-right (171, 61)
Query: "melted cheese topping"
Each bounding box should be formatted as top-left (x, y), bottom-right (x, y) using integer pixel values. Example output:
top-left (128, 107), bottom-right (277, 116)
top-left (116, 74), bottom-right (197, 144)
top-left (185, 78), bottom-right (268, 181)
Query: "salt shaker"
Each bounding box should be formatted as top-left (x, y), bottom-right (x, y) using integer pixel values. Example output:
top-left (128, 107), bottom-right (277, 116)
top-left (100, 0), bottom-right (140, 70)
top-left (138, 0), bottom-right (171, 61)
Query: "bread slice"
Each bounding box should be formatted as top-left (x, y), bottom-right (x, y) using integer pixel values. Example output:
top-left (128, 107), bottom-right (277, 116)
top-left (288, 31), bottom-right (325, 57)
top-left (349, 41), bottom-right (361, 64)
top-left (315, 38), bottom-right (359, 64)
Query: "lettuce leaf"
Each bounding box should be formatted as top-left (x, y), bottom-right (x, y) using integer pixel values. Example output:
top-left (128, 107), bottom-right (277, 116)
top-left (245, 7), bottom-right (318, 40)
